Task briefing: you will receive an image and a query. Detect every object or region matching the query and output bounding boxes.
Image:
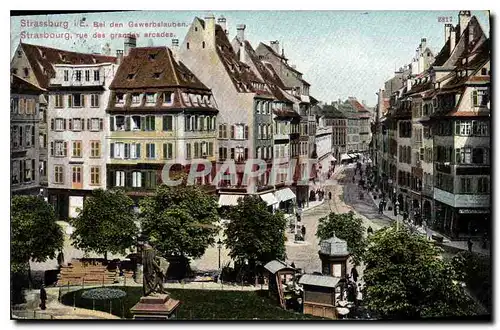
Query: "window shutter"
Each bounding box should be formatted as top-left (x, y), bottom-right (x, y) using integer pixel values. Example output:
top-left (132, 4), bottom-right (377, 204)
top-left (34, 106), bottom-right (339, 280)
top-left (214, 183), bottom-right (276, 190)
top-left (230, 125), bottom-right (235, 139)
top-left (244, 125), bottom-right (249, 139)
top-left (219, 147), bottom-right (223, 160)
top-left (124, 143), bottom-right (130, 159)
top-left (208, 142), bottom-right (213, 156)
top-left (63, 141), bottom-right (68, 156)
top-left (126, 171), bottom-right (132, 188)
top-left (163, 144), bottom-right (167, 159)
top-left (151, 117), bottom-right (156, 131)
top-left (137, 144), bottom-right (141, 158)
top-left (69, 119), bottom-right (73, 130)
top-left (110, 117), bottom-right (115, 131)
top-left (163, 116), bottom-right (167, 131)
top-left (50, 119), bottom-right (54, 130)
top-left (146, 144), bottom-right (150, 158)
top-left (168, 143), bottom-right (173, 159)
top-left (99, 118), bottom-right (104, 130)
top-left (50, 142), bottom-right (54, 156)
top-left (68, 95), bottom-right (72, 108)
top-left (244, 148), bottom-right (248, 160)
top-left (230, 148), bottom-right (235, 160)
top-left (125, 116), bottom-right (131, 131)
top-left (87, 119), bottom-right (91, 130)
top-left (141, 116), bottom-right (146, 131)
top-left (110, 143), bottom-right (115, 158)
top-left (81, 118), bottom-right (85, 130)
top-left (63, 119), bottom-right (67, 130)
top-left (81, 94), bottom-right (85, 107)
top-left (218, 124), bottom-right (223, 138)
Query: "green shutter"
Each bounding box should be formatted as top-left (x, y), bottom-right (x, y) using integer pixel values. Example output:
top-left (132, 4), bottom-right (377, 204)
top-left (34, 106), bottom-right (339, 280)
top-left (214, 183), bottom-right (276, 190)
top-left (110, 117), bottom-right (115, 131)
top-left (168, 143), bottom-right (173, 159)
top-left (163, 143), bottom-right (167, 159)
top-left (110, 143), bottom-right (115, 158)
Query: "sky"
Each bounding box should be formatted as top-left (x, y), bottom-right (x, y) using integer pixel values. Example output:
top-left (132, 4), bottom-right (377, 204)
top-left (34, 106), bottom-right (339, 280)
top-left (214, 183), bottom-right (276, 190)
top-left (10, 10), bottom-right (490, 107)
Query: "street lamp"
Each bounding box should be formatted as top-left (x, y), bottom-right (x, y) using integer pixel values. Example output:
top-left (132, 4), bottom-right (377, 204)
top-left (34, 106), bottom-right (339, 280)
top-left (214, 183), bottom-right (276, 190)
top-left (217, 239), bottom-right (223, 269)
top-left (395, 200), bottom-right (400, 231)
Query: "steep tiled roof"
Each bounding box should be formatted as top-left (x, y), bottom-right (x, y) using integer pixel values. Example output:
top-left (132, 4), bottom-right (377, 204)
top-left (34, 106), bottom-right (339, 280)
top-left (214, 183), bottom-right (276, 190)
top-left (258, 42), bottom-right (303, 76)
top-left (214, 24), bottom-right (264, 93)
top-left (11, 74), bottom-right (46, 94)
top-left (18, 43), bottom-right (116, 89)
top-left (242, 40), bottom-right (289, 102)
top-left (319, 104), bottom-right (346, 118)
top-left (109, 47), bottom-right (209, 90)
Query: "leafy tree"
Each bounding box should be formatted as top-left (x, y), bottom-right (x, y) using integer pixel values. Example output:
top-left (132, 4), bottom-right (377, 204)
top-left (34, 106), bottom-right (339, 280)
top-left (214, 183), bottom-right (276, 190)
top-left (71, 189), bottom-right (138, 260)
top-left (224, 195), bottom-right (286, 267)
top-left (11, 195), bottom-right (64, 285)
top-left (316, 211), bottom-right (366, 265)
top-left (363, 225), bottom-right (476, 319)
top-left (140, 184), bottom-right (220, 261)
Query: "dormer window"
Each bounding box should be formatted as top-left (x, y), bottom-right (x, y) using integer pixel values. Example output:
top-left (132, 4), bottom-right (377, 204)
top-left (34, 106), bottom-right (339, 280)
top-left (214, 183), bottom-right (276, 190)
top-left (145, 93), bottom-right (156, 105)
top-left (149, 53), bottom-right (157, 60)
top-left (61, 54), bottom-right (67, 62)
top-left (41, 51), bottom-right (46, 58)
top-left (163, 92), bottom-right (173, 105)
top-left (131, 93), bottom-right (141, 105)
top-left (127, 73), bottom-right (135, 80)
top-left (153, 72), bottom-right (161, 79)
top-left (481, 68), bottom-right (488, 75)
top-left (116, 93), bottom-right (125, 105)
top-left (17, 50), bottom-right (22, 58)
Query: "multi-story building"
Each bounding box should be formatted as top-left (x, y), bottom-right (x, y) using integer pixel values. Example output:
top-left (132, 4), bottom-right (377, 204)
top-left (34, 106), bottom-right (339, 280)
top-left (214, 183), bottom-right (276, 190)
top-left (336, 100), bottom-right (359, 154)
top-left (255, 40), bottom-right (316, 205)
top-left (347, 97), bottom-right (372, 154)
top-left (10, 42), bottom-right (117, 216)
top-left (179, 15), bottom-right (279, 209)
top-left (374, 11), bottom-right (490, 238)
top-left (320, 104), bottom-right (347, 162)
top-left (47, 61), bottom-right (116, 219)
top-left (107, 42), bottom-right (219, 202)
top-left (231, 28), bottom-right (301, 212)
top-left (429, 11), bottom-right (490, 238)
top-left (10, 75), bottom-right (45, 196)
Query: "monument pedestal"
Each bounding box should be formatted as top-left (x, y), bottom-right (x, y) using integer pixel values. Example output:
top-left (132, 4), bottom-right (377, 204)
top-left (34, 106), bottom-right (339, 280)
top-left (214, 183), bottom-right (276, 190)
top-left (130, 293), bottom-right (180, 320)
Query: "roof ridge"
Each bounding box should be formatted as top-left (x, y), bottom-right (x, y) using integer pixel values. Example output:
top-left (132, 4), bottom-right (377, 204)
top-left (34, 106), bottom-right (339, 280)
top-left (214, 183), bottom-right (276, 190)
top-left (21, 42), bottom-right (116, 59)
top-left (166, 47), bottom-right (181, 86)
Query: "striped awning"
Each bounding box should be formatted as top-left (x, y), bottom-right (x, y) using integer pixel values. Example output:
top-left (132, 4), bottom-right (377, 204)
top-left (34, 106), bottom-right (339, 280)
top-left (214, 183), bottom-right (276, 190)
top-left (274, 188), bottom-right (296, 203)
top-left (260, 193), bottom-right (279, 206)
top-left (218, 194), bottom-right (244, 207)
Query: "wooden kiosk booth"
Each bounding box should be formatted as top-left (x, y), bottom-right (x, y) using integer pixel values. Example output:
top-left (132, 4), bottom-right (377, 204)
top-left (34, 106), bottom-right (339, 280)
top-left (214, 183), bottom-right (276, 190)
top-left (318, 235), bottom-right (350, 279)
top-left (263, 260), bottom-right (297, 309)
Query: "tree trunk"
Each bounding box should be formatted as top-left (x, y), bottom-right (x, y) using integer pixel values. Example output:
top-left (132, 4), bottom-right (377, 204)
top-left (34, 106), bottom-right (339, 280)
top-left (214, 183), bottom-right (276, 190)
top-left (27, 262), bottom-right (33, 290)
top-left (104, 251), bottom-right (108, 262)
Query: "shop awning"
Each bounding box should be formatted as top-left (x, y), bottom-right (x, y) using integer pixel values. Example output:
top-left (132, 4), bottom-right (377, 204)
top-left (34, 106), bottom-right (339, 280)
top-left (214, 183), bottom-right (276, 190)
top-left (260, 193), bottom-right (279, 206)
top-left (274, 188), bottom-right (296, 203)
top-left (340, 153), bottom-right (351, 161)
top-left (218, 194), bottom-right (244, 207)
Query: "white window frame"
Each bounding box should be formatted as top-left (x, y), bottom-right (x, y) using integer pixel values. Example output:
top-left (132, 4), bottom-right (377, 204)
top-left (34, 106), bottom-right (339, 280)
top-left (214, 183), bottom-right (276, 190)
top-left (132, 171), bottom-right (142, 188)
top-left (145, 93), bottom-right (156, 105)
top-left (90, 94), bottom-right (100, 107)
top-left (55, 94), bottom-right (64, 108)
top-left (115, 171), bottom-right (125, 187)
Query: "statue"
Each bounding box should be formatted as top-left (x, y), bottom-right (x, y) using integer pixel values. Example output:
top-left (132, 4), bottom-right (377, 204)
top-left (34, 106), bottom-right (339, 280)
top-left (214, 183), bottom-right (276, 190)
top-left (141, 243), bottom-right (169, 296)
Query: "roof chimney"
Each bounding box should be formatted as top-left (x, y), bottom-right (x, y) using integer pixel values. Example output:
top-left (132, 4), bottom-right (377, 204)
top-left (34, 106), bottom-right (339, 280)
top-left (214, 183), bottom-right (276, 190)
top-left (459, 10), bottom-right (471, 37)
top-left (270, 40), bottom-right (280, 54)
top-left (236, 24), bottom-right (246, 42)
top-left (204, 14), bottom-right (216, 45)
top-left (449, 26), bottom-right (456, 55)
top-left (116, 50), bottom-right (123, 65)
top-left (217, 17), bottom-right (228, 35)
top-left (124, 35), bottom-right (136, 56)
top-left (171, 39), bottom-right (179, 59)
top-left (445, 23), bottom-right (453, 43)
top-left (420, 38), bottom-right (427, 51)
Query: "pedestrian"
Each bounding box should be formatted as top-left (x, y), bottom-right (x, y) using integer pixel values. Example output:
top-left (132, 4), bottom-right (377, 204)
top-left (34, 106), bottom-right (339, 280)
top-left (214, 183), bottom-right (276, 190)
top-left (382, 199), bottom-right (387, 211)
top-left (351, 267), bottom-right (359, 282)
top-left (301, 225), bottom-right (306, 237)
top-left (352, 176), bottom-right (355, 183)
top-left (328, 191), bottom-right (332, 200)
top-left (367, 226), bottom-right (373, 235)
top-left (356, 283), bottom-right (363, 306)
top-left (482, 233), bottom-right (488, 249)
top-left (291, 262), bottom-right (296, 269)
top-left (39, 284), bottom-right (47, 310)
top-left (378, 201), bottom-right (383, 214)
top-left (467, 238), bottom-right (473, 253)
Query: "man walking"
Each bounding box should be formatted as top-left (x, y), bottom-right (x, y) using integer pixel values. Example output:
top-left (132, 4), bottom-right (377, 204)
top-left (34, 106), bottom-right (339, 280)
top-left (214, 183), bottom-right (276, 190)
top-left (39, 284), bottom-right (47, 310)
top-left (467, 238), bottom-right (473, 253)
top-left (301, 225), bottom-right (306, 238)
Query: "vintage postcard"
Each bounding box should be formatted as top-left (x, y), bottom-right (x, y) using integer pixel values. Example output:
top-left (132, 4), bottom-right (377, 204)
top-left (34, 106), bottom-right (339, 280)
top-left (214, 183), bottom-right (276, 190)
top-left (10, 10), bottom-right (491, 321)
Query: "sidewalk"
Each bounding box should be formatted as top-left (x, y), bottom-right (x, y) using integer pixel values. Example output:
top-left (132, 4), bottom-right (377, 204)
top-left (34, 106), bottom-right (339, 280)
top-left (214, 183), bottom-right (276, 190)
top-left (366, 190), bottom-right (490, 256)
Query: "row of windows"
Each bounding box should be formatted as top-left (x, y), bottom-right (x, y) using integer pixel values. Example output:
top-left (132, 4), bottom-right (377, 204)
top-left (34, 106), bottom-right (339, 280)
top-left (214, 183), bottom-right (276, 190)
top-left (11, 159), bottom-right (36, 185)
top-left (435, 173), bottom-right (489, 194)
top-left (11, 125), bottom-right (36, 149)
top-left (52, 165), bottom-right (101, 186)
top-left (218, 124), bottom-right (249, 140)
top-left (51, 118), bottom-right (104, 132)
top-left (110, 170), bottom-right (158, 189)
top-left (11, 97), bottom-right (37, 116)
top-left (110, 141), bottom-right (214, 160)
top-left (62, 69), bottom-right (100, 82)
top-left (50, 140), bottom-right (101, 158)
top-left (454, 120), bottom-right (489, 137)
top-left (52, 93), bottom-right (100, 108)
top-left (398, 145), bottom-right (412, 164)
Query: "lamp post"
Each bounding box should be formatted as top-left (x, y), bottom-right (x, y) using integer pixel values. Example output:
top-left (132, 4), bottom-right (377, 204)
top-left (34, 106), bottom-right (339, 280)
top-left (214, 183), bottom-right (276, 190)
top-left (395, 200), bottom-right (400, 231)
top-left (217, 239), bottom-right (222, 270)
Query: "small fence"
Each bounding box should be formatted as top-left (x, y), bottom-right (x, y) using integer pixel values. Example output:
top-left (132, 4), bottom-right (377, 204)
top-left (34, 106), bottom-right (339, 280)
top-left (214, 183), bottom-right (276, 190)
top-left (11, 308), bottom-right (54, 320)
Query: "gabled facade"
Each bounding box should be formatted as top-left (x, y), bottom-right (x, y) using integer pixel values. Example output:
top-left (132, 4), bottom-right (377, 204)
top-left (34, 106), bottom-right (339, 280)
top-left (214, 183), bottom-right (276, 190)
top-left (179, 15), bottom-right (279, 208)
